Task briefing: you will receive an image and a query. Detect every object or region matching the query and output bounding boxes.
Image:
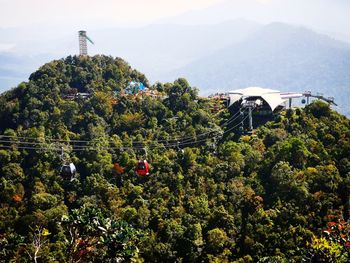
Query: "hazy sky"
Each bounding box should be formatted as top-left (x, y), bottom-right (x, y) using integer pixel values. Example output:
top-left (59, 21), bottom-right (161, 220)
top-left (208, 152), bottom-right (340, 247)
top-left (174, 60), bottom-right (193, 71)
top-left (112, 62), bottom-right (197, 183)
top-left (0, 0), bottom-right (349, 31)
top-left (0, 0), bottom-right (221, 28)
top-left (1, 0), bottom-right (350, 52)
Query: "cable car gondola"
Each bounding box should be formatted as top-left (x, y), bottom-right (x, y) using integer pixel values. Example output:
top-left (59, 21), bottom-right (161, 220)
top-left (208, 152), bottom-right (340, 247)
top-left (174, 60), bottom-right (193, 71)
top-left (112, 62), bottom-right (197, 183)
top-left (60, 163), bottom-right (76, 180)
top-left (135, 160), bottom-right (150, 177)
top-left (59, 147), bottom-right (76, 180)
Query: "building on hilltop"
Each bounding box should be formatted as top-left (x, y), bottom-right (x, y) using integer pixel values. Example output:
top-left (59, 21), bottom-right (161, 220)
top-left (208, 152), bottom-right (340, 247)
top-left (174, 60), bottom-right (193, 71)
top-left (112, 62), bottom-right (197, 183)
top-left (225, 87), bottom-right (336, 133)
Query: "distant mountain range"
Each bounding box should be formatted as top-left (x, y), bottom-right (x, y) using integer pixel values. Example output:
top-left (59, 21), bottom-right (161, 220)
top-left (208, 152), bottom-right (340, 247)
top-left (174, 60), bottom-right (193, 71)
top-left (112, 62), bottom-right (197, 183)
top-left (0, 19), bottom-right (260, 92)
top-left (163, 23), bottom-right (350, 115)
top-left (0, 53), bottom-right (54, 91)
top-left (1, 20), bottom-right (349, 115)
top-left (94, 19), bottom-right (260, 78)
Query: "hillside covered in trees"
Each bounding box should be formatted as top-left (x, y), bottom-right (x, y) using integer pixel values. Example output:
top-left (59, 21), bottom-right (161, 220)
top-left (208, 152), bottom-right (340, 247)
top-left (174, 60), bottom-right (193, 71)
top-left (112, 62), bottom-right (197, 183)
top-left (0, 55), bottom-right (350, 262)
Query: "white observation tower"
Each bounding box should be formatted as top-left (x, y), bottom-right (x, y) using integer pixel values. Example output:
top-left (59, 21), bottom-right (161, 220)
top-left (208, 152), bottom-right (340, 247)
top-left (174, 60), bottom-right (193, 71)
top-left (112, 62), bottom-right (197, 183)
top-left (78, 30), bottom-right (94, 56)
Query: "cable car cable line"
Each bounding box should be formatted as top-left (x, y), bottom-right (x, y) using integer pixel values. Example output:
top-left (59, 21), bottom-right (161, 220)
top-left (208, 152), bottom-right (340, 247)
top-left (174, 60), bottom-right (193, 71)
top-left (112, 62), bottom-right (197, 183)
top-left (0, 109), bottom-right (244, 146)
top-left (0, 114), bottom-right (248, 152)
top-left (0, 108), bottom-right (252, 179)
top-left (0, 109), bottom-right (247, 152)
top-left (0, 121), bottom-right (244, 152)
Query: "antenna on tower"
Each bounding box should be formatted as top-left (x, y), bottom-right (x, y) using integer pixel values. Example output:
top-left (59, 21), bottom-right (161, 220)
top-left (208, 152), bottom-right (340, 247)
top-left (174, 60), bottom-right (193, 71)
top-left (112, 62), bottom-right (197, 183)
top-left (78, 30), bottom-right (94, 56)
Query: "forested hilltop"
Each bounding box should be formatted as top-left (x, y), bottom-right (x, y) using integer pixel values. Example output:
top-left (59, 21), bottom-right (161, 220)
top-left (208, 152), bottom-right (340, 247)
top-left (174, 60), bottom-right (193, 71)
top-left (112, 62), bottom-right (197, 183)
top-left (1, 55), bottom-right (350, 262)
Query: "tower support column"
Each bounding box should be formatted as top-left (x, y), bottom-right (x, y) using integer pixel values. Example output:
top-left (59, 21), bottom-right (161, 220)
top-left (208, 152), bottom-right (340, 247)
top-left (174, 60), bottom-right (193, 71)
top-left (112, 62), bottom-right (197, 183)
top-left (79, 31), bottom-right (88, 56)
top-left (248, 106), bottom-right (253, 132)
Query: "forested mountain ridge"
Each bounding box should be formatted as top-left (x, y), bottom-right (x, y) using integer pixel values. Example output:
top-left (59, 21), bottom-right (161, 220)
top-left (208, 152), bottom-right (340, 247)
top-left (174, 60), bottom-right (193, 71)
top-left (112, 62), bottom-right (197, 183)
top-left (0, 55), bottom-right (350, 262)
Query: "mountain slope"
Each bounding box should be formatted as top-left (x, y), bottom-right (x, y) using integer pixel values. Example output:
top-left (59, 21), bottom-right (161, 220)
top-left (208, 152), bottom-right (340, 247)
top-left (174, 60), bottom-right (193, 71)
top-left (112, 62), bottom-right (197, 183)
top-left (0, 55), bottom-right (350, 262)
top-left (168, 23), bottom-right (350, 115)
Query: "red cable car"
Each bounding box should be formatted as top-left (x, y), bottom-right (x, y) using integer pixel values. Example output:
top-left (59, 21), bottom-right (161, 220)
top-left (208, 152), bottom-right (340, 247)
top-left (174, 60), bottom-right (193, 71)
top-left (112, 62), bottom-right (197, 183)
top-left (135, 160), bottom-right (150, 176)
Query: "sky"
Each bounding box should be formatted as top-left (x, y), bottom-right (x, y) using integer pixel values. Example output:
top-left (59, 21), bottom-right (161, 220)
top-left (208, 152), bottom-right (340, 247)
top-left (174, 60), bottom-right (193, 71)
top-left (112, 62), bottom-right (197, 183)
top-left (0, 0), bottom-right (222, 28)
top-left (1, 0), bottom-right (350, 52)
top-left (0, 0), bottom-right (349, 30)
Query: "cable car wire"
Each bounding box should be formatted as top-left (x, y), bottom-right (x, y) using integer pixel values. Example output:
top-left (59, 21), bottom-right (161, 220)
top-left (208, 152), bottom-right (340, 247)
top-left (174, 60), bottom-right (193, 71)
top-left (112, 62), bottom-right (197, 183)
top-left (0, 109), bottom-right (248, 152)
top-left (0, 113), bottom-right (249, 152)
top-left (0, 109), bottom-right (244, 146)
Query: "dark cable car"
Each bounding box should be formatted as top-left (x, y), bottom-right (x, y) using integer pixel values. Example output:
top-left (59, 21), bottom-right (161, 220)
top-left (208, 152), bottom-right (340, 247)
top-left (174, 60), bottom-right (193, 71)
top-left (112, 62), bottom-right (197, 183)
top-left (59, 148), bottom-right (77, 181)
top-left (60, 163), bottom-right (76, 180)
top-left (135, 160), bottom-right (150, 176)
top-left (176, 141), bottom-right (185, 159)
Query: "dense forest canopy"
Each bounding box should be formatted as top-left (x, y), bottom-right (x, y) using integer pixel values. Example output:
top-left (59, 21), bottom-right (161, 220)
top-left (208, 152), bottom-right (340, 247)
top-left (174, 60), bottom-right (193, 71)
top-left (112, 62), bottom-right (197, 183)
top-left (0, 55), bottom-right (350, 262)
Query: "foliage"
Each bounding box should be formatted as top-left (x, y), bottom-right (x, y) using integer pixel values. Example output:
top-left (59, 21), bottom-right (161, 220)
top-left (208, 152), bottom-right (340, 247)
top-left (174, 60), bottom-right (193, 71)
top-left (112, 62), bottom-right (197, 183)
top-left (0, 55), bottom-right (349, 262)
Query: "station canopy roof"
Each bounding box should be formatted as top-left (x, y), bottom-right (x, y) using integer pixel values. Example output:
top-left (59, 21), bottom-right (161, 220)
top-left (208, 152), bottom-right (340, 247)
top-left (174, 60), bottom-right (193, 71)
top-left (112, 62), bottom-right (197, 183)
top-left (227, 87), bottom-right (302, 111)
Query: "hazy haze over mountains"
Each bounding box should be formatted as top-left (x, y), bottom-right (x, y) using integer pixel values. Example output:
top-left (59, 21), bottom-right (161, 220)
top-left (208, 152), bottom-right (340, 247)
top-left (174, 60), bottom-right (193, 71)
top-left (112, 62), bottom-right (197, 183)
top-left (167, 22), bottom-right (350, 114)
top-left (160, 0), bottom-right (350, 40)
top-left (0, 19), bottom-right (261, 91)
top-left (92, 20), bottom-right (260, 81)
